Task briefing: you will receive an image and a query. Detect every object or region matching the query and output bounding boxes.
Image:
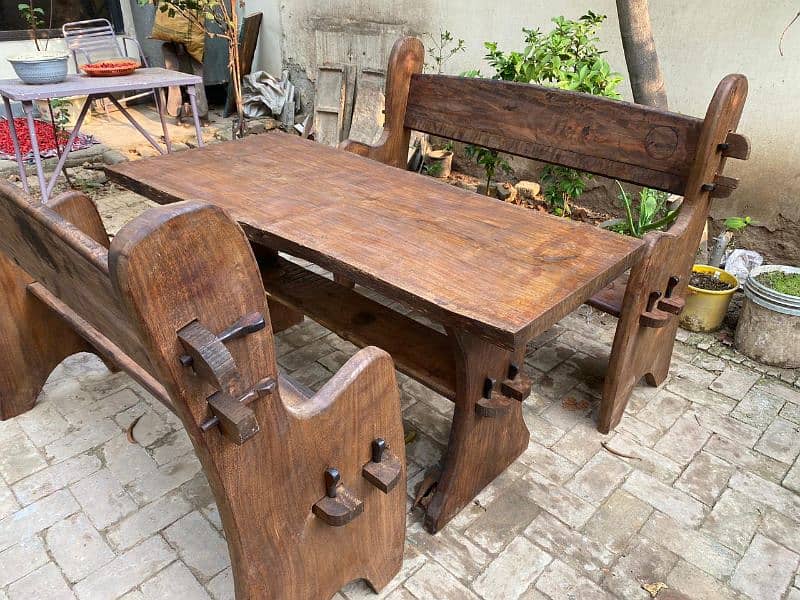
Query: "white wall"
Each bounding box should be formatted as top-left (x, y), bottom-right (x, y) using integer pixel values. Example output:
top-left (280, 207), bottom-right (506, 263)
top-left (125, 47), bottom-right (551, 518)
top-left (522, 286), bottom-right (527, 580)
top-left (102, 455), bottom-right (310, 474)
top-left (246, 0), bottom-right (800, 239)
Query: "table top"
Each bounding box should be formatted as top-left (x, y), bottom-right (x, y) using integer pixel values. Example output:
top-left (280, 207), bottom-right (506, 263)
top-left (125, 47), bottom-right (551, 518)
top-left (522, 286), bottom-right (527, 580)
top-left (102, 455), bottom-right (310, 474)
top-left (107, 133), bottom-right (645, 349)
top-left (0, 68), bottom-right (201, 101)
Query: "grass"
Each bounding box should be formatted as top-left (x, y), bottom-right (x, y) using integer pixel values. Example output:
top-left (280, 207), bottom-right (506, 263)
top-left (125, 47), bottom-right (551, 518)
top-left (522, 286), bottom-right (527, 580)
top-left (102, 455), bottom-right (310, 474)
top-left (756, 271), bottom-right (800, 297)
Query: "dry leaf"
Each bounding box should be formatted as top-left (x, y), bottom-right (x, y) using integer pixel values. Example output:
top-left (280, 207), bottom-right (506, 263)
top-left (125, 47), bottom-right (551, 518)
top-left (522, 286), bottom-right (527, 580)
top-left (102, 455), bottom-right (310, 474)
top-left (642, 581), bottom-right (668, 598)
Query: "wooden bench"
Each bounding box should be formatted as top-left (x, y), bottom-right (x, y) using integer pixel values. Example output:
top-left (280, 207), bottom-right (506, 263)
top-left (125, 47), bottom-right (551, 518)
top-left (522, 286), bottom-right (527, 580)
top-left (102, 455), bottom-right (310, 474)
top-left (0, 182), bottom-right (407, 599)
top-left (343, 37), bottom-right (750, 433)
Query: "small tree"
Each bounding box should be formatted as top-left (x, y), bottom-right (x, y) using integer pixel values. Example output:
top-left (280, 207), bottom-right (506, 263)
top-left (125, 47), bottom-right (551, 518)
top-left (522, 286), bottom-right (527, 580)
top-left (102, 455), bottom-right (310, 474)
top-left (481, 12), bottom-right (623, 215)
top-left (139, 0), bottom-right (245, 134)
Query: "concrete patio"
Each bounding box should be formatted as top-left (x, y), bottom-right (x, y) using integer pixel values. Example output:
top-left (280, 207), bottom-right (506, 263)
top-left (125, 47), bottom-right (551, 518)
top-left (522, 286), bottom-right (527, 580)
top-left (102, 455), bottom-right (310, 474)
top-left (1, 106), bottom-right (799, 600)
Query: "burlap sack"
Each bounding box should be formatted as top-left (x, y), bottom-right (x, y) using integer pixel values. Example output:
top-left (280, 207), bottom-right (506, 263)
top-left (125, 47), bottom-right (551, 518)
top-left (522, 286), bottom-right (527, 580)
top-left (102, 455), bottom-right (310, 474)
top-left (151, 7), bottom-right (206, 63)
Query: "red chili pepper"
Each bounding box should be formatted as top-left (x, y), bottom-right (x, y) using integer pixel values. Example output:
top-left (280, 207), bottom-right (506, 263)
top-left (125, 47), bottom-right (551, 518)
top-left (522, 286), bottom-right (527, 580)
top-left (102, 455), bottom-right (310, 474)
top-left (0, 117), bottom-right (68, 156)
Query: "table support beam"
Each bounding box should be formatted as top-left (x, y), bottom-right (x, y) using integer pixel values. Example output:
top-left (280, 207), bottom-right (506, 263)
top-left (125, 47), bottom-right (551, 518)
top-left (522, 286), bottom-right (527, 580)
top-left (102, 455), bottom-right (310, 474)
top-left (2, 96), bottom-right (29, 193)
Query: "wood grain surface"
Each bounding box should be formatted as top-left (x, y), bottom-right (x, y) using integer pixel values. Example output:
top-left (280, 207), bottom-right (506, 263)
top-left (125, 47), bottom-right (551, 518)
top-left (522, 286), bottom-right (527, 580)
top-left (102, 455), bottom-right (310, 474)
top-left (107, 132), bottom-right (645, 350)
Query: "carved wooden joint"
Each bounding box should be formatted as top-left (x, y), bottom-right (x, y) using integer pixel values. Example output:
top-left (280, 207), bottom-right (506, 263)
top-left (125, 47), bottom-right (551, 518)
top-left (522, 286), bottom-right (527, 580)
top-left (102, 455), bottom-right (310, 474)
top-left (707, 175), bottom-right (739, 199)
top-left (500, 363), bottom-right (532, 402)
top-left (313, 467), bottom-right (364, 526)
top-left (719, 132), bottom-right (751, 160)
top-left (475, 377), bottom-right (514, 417)
top-left (640, 291), bottom-right (671, 328)
top-left (362, 438), bottom-right (402, 493)
top-left (199, 377), bottom-right (275, 444)
top-left (657, 275), bottom-right (686, 315)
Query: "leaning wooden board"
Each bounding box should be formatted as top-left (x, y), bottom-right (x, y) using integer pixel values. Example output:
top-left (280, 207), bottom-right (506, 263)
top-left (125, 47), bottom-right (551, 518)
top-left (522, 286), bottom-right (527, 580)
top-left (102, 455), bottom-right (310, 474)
top-left (107, 132), bottom-right (644, 350)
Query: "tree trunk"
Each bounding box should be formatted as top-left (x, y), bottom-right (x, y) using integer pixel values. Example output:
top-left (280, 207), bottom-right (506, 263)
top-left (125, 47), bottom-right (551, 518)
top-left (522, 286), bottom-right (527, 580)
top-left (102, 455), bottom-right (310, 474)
top-left (616, 0), bottom-right (668, 109)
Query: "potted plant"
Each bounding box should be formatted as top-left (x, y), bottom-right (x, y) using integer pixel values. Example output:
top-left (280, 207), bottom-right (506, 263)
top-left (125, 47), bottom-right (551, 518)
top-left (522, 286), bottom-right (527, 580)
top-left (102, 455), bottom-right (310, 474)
top-left (9, 2), bottom-right (69, 85)
top-left (735, 265), bottom-right (800, 367)
top-left (679, 265), bottom-right (739, 332)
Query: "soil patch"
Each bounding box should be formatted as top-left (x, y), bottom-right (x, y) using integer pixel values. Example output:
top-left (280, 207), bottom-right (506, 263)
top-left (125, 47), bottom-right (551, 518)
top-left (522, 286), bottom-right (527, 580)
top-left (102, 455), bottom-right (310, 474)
top-left (690, 272), bottom-right (734, 291)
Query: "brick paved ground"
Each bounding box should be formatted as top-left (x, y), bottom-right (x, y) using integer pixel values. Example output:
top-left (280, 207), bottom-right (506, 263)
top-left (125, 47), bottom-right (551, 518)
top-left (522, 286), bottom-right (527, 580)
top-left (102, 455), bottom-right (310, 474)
top-left (1, 111), bottom-right (799, 599)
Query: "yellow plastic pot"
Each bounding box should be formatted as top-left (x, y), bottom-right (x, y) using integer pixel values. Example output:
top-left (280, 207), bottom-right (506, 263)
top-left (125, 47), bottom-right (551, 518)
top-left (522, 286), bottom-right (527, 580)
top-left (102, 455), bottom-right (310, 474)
top-left (679, 265), bottom-right (739, 332)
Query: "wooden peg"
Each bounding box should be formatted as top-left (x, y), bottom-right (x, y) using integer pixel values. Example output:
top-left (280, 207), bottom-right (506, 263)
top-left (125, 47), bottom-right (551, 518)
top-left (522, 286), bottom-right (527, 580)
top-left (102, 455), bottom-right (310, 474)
top-left (206, 391), bottom-right (259, 444)
top-left (658, 275), bottom-right (686, 315)
top-left (720, 132), bottom-right (750, 160)
top-left (179, 312), bottom-right (265, 367)
top-left (362, 438), bottom-right (402, 493)
top-left (178, 320), bottom-right (241, 393)
top-left (500, 362), bottom-right (532, 401)
top-left (708, 175), bottom-right (739, 199)
top-left (313, 467), bottom-right (364, 526)
top-left (640, 291), bottom-right (671, 328)
top-left (200, 376), bottom-right (275, 432)
top-left (475, 377), bottom-right (514, 417)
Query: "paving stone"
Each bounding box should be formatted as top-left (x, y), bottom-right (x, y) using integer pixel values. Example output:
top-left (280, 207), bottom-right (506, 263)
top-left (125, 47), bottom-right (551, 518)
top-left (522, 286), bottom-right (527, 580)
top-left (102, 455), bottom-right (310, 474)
top-left (600, 435), bottom-right (682, 483)
top-left (107, 491), bottom-right (193, 551)
top-left (755, 417), bottom-right (800, 463)
top-left (12, 454), bottom-right (101, 505)
top-left (675, 451), bottom-right (735, 505)
top-left (405, 433), bottom-right (444, 469)
top-left (401, 378), bottom-right (453, 416)
top-left (525, 339), bottom-right (575, 372)
top-left (755, 380), bottom-right (800, 405)
top-left (522, 411), bottom-right (566, 447)
top-left (728, 470), bottom-right (800, 521)
top-left (140, 560), bottom-right (211, 600)
top-left (666, 559), bottom-right (742, 600)
top-left (464, 480), bottom-right (540, 554)
top-left (759, 509), bottom-right (800, 554)
top-left (287, 362), bottom-right (333, 390)
top-left (670, 362), bottom-right (718, 386)
top-left (701, 489), bottom-right (763, 554)
top-left (164, 511), bottom-right (229, 578)
top-left (623, 471), bottom-right (706, 527)
top-left (0, 536), bottom-right (49, 588)
top-left (551, 422), bottom-right (608, 466)
top-left (704, 433), bottom-right (790, 483)
top-left (732, 386), bottom-right (786, 429)
top-left (653, 413), bottom-right (710, 466)
top-left (7, 562), bottom-right (75, 600)
top-left (709, 366), bottom-right (760, 400)
top-left (565, 451), bottom-right (631, 505)
top-left (102, 433), bottom-right (158, 485)
top-left (532, 361), bottom-right (583, 404)
top-left (535, 559), bottom-right (611, 599)
top-left (0, 489), bottom-right (79, 552)
top-left (126, 453), bottom-right (202, 505)
top-left (342, 544), bottom-right (426, 600)
top-left (403, 561), bottom-right (478, 600)
top-left (16, 403), bottom-right (71, 448)
top-left (206, 567), bottom-right (233, 600)
top-left (0, 479), bottom-right (20, 521)
top-left (277, 338), bottom-right (336, 371)
top-left (0, 433), bottom-right (46, 484)
top-left (640, 512), bottom-right (740, 579)
top-left (583, 488), bottom-right (652, 553)
top-left (408, 520), bottom-right (490, 582)
top-left (785, 459), bottom-right (800, 493)
top-left (518, 441), bottom-right (578, 484)
top-left (522, 470), bottom-right (596, 529)
top-left (115, 409), bottom-right (172, 449)
top-left (0, 419), bottom-right (24, 445)
top-left (604, 535), bottom-right (678, 599)
top-left (633, 389), bottom-right (689, 433)
top-left (730, 534), bottom-right (799, 600)
top-left (402, 402), bottom-right (452, 446)
top-left (74, 536), bottom-right (176, 600)
top-left (472, 536), bottom-right (551, 600)
top-left (523, 512), bottom-right (614, 583)
top-left (692, 407), bottom-right (762, 447)
top-left (43, 378), bottom-right (98, 418)
top-left (71, 468), bottom-right (137, 529)
top-left (781, 400), bottom-right (800, 424)
top-left (46, 513), bottom-right (114, 583)
top-left (44, 418), bottom-right (119, 463)
top-left (666, 376), bottom-right (737, 413)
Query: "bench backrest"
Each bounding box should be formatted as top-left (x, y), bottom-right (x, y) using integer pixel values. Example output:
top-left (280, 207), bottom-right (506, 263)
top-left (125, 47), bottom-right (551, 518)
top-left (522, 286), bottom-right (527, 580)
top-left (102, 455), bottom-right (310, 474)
top-left (0, 183), bottom-right (153, 371)
top-left (360, 37), bottom-right (748, 206)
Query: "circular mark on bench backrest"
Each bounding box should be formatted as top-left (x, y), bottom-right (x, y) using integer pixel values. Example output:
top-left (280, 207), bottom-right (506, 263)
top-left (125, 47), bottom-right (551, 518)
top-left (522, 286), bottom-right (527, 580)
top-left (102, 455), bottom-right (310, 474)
top-left (645, 126), bottom-right (679, 159)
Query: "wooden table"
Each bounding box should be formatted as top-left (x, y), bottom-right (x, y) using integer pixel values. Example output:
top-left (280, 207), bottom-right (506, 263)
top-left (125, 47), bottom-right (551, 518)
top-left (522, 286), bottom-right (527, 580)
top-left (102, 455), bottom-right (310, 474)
top-left (0, 68), bottom-right (203, 202)
top-left (108, 131), bottom-right (645, 532)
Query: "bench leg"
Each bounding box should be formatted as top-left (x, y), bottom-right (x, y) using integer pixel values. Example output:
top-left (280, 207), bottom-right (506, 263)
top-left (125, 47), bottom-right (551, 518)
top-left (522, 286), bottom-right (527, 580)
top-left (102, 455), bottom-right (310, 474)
top-left (0, 253), bottom-right (89, 420)
top-left (424, 329), bottom-right (529, 533)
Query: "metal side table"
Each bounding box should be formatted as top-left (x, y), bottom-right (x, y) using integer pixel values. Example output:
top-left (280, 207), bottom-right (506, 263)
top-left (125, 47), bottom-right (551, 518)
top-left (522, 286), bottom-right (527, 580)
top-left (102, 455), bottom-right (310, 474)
top-left (0, 68), bottom-right (204, 202)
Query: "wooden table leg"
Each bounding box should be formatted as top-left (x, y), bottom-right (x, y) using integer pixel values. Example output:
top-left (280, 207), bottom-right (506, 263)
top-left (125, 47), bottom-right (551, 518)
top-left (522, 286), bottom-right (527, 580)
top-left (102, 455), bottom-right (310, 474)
top-left (250, 243), bottom-right (304, 333)
top-left (424, 329), bottom-right (530, 533)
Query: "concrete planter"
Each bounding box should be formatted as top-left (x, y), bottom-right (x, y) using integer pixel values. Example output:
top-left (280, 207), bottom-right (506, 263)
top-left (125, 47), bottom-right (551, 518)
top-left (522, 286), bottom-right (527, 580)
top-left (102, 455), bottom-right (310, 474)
top-left (735, 265), bottom-right (800, 368)
top-left (426, 150), bottom-right (453, 178)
